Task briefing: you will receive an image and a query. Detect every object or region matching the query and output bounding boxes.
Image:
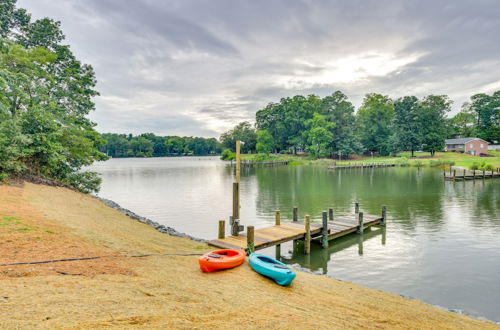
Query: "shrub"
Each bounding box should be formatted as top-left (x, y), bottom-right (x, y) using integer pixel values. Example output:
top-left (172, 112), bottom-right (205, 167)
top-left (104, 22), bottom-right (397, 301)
top-left (484, 164), bottom-right (494, 171)
top-left (470, 162), bottom-right (479, 170)
top-left (220, 149), bottom-right (235, 161)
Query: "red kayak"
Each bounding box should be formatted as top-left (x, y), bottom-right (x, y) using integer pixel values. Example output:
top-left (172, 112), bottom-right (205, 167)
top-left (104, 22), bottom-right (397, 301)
top-left (198, 249), bottom-right (246, 272)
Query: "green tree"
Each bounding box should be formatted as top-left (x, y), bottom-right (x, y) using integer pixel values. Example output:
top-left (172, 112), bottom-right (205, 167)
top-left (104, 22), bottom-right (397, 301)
top-left (469, 91), bottom-right (500, 143)
top-left (256, 129), bottom-right (274, 155)
top-left (420, 95), bottom-right (452, 156)
top-left (220, 121), bottom-right (257, 153)
top-left (356, 94), bottom-right (394, 155)
top-left (303, 113), bottom-right (334, 158)
top-left (392, 96), bottom-right (422, 157)
top-left (447, 102), bottom-right (477, 138)
top-left (320, 91), bottom-right (362, 158)
top-left (0, 1), bottom-right (107, 192)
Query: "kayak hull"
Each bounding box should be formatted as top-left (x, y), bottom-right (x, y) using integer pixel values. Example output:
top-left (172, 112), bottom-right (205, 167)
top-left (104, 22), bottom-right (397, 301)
top-left (198, 249), bottom-right (245, 272)
top-left (249, 253), bottom-right (296, 286)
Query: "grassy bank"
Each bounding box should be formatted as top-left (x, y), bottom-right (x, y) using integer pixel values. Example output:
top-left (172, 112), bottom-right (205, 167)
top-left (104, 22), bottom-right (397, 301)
top-left (241, 151), bottom-right (500, 169)
top-left (0, 183), bottom-right (498, 329)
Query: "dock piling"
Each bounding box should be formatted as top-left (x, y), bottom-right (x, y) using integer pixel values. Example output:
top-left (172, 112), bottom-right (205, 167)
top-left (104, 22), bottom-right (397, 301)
top-left (357, 212), bottom-right (364, 234)
top-left (304, 215), bottom-right (311, 254)
top-left (293, 206), bottom-right (298, 222)
top-left (328, 208), bottom-right (334, 221)
top-left (381, 206), bottom-right (387, 226)
top-left (275, 210), bottom-right (281, 225)
top-left (355, 202), bottom-right (359, 214)
top-left (321, 211), bottom-right (328, 248)
top-left (246, 226), bottom-right (254, 254)
top-left (218, 220), bottom-right (225, 239)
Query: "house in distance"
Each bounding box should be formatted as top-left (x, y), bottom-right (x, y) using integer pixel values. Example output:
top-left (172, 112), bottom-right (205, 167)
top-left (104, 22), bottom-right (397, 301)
top-left (444, 138), bottom-right (489, 156)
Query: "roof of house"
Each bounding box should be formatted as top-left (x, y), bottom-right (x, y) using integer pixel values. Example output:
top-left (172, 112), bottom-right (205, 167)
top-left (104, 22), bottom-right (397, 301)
top-left (445, 137), bottom-right (487, 144)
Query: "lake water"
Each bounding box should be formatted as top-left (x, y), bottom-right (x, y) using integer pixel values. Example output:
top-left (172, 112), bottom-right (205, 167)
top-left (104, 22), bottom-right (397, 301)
top-left (89, 157), bottom-right (500, 322)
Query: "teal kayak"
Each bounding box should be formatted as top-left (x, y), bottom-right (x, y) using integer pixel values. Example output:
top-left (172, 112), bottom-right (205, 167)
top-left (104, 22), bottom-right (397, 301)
top-left (248, 253), bottom-right (296, 286)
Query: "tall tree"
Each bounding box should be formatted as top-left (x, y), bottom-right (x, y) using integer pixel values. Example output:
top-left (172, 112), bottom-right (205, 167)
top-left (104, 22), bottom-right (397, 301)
top-left (220, 121), bottom-right (257, 153)
top-left (256, 129), bottom-right (274, 155)
top-left (303, 113), bottom-right (334, 158)
top-left (392, 96), bottom-right (422, 157)
top-left (420, 95), bottom-right (452, 156)
top-left (320, 91), bottom-right (362, 158)
top-left (469, 91), bottom-right (500, 143)
top-left (446, 102), bottom-right (477, 138)
top-left (356, 94), bottom-right (394, 155)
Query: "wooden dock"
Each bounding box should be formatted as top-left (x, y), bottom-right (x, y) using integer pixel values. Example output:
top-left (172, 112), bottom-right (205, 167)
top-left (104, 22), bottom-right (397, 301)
top-left (239, 160), bottom-right (289, 167)
top-left (209, 207), bottom-right (386, 252)
top-left (444, 168), bottom-right (500, 181)
top-left (329, 163), bottom-right (396, 169)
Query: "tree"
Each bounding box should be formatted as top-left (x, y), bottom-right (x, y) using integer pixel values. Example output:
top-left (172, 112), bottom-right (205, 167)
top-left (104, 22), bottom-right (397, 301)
top-left (392, 96), bottom-right (422, 157)
top-left (447, 102), bottom-right (477, 138)
top-left (303, 113), bottom-right (334, 158)
top-left (256, 129), bottom-right (273, 155)
top-left (420, 95), bottom-right (452, 156)
top-left (320, 91), bottom-right (362, 158)
top-left (0, 1), bottom-right (107, 192)
top-left (469, 91), bottom-right (500, 143)
top-left (220, 121), bottom-right (257, 153)
top-left (356, 94), bottom-right (394, 155)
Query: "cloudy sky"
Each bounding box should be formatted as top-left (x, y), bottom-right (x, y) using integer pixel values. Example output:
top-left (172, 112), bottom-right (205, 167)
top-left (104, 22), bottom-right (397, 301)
top-left (18, 0), bottom-right (500, 137)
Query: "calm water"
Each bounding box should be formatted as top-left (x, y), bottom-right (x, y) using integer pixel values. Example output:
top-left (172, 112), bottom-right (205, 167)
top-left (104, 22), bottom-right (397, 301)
top-left (90, 157), bottom-right (500, 322)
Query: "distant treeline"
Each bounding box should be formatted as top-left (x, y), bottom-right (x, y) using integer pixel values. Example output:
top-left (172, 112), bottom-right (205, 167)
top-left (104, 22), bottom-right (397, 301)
top-left (99, 133), bottom-right (221, 158)
top-left (219, 91), bottom-right (500, 158)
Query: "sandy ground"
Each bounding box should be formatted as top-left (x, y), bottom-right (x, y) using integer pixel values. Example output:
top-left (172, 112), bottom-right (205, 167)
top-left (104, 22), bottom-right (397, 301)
top-left (0, 183), bottom-right (497, 329)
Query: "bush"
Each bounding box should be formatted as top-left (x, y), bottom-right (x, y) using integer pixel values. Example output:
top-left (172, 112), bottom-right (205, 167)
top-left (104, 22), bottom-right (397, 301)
top-left (470, 162), bottom-right (479, 170)
top-left (413, 160), bottom-right (424, 167)
top-left (65, 172), bottom-right (102, 194)
top-left (220, 149), bottom-right (235, 161)
top-left (484, 164), bottom-right (494, 171)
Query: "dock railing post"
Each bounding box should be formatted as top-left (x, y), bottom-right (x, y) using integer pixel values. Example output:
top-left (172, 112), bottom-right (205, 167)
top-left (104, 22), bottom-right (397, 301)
top-left (293, 206), bottom-right (298, 222)
top-left (357, 212), bottom-right (364, 234)
top-left (275, 210), bottom-right (281, 226)
top-left (483, 169), bottom-right (486, 179)
top-left (463, 169), bottom-right (466, 178)
top-left (321, 211), bottom-right (328, 248)
top-left (246, 226), bottom-right (254, 255)
top-left (453, 170), bottom-right (456, 181)
top-left (218, 220), bottom-right (225, 239)
top-left (328, 208), bottom-right (334, 221)
top-left (304, 215), bottom-right (311, 254)
top-left (381, 206), bottom-right (387, 226)
top-left (355, 202), bottom-right (359, 214)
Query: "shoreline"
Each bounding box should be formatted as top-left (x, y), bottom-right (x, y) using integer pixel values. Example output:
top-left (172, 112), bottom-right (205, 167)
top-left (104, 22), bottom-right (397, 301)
top-left (96, 194), bottom-right (498, 325)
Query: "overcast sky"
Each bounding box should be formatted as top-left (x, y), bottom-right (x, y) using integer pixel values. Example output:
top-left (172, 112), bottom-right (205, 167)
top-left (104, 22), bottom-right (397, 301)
top-left (18, 0), bottom-right (500, 137)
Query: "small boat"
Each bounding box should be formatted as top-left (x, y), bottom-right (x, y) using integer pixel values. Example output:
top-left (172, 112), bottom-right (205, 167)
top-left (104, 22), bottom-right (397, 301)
top-left (249, 253), bottom-right (296, 286)
top-left (198, 249), bottom-right (246, 272)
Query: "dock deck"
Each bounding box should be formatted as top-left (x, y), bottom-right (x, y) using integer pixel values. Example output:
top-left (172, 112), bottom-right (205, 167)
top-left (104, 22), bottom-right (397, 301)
top-left (208, 213), bottom-right (384, 251)
top-left (444, 169), bottom-right (500, 180)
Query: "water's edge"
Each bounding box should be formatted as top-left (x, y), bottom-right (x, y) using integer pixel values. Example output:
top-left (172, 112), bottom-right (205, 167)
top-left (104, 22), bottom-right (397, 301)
top-left (95, 195), bottom-right (498, 325)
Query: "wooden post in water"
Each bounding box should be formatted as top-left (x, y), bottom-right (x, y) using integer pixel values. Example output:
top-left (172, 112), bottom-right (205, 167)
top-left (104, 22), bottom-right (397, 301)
top-left (328, 208), bottom-right (334, 221)
top-left (304, 215), bottom-right (311, 254)
top-left (232, 182), bottom-right (240, 222)
top-left (453, 170), bottom-right (456, 181)
top-left (355, 202), bottom-right (359, 214)
top-left (293, 206), bottom-right (298, 222)
top-left (218, 220), bottom-right (225, 239)
top-left (483, 169), bottom-right (485, 179)
top-left (463, 169), bottom-right (466, 178)
top-left (381, 206), bottom-right (387, 226)
top-left (275, 210), bottom-right (281, 226)
top-left (357, 212), bottom-right (364, 234)
top-left (235, 140), bottom-right (241, 183)
top-left (321, 211), bottom-right (329, 248)
top-left (246, 226), bottom-right (254, 254)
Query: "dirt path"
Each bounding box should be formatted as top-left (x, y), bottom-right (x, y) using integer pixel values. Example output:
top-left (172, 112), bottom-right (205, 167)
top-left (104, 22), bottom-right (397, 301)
top-left (0, 183), bottom-right (497, 329)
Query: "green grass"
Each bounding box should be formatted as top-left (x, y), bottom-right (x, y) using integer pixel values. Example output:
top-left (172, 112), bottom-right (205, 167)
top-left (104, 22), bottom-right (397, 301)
top-left (239, 151), bottom-right (500, 169)
top-left (0, 216), bottom-right (21, 226)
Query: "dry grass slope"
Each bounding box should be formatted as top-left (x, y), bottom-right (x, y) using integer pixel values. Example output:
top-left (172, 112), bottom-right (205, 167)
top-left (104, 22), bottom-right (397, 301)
top-left (0, 183), bottom-right (497, 329)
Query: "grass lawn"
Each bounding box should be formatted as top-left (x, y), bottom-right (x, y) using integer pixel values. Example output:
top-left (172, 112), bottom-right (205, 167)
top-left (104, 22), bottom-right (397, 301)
top-left (240, 151), bottom-right (500, 169)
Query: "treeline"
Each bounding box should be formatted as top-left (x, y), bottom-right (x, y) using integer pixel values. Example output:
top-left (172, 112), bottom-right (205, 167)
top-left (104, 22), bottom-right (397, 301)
top-left (99, 133), bottom-right (221, 158)
top-left (220, 91), bottom-right (499, 158)
top-left (0, 0), bottom-right (106, 193)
